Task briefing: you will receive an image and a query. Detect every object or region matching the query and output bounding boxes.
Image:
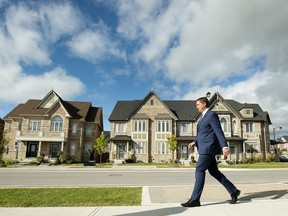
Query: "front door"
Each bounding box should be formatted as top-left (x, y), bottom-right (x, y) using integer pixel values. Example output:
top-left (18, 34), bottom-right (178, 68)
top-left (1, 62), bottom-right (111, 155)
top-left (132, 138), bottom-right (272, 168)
top-left (181, 144), bottom-right (188, 159)
top-left (51, 143), bottom-right (60, 158)
top-left (118, 144), bottom-right (126, 159)
top-left (26, 142), bottom-right (39, 157)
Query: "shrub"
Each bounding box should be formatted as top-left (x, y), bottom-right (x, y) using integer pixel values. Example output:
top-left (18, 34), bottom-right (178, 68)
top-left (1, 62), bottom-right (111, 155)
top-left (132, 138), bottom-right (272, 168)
top-left (36, 156), bottom-right (44, 163)
top-left (4, 159), bottom-right (16, 165)
top-left (266, 153), bottom-right (275, 162)
top-left (28, 160), bottom-right (40, 166)
top-left (65, 153), bottom-right (79, 164)
top-left (125, 159), bottom-right (134, 163)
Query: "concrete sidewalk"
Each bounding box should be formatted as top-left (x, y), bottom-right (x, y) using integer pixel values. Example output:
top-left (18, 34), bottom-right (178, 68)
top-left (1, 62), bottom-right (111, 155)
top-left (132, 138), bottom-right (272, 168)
top-left (0, 200), bottom-right (287, 216)
top-left (1, 167), bottom-right (287, 216)
top-left (1, 182), bottom-right (288, 216)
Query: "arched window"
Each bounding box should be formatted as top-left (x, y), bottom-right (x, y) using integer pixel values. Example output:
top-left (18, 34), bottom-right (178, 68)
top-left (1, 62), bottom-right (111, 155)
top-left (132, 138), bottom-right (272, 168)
top-left (50, 115), bottom-right (63, 132)
top-left (220, 117), bottom-right (227, 132)
top-left (232, 120), bottom-right (237, 134)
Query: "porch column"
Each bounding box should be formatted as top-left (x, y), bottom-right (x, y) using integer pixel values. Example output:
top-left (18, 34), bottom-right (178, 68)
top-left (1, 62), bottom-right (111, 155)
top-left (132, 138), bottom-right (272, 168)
top-left (126, 141), bottom-right (129, 158)
top-left (38, 141), bottom-right (42, 157)
top-left (61, 141), bottom-right (64, 151)
top-left (242, 141), bottom-right (246, 161)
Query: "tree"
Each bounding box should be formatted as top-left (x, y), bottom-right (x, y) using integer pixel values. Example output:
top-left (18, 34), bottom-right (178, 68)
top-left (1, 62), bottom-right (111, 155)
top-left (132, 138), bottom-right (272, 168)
top-left (167, 134), bottom-right (177, 162)
top-left (94, 133), bottom-right (108, 163)
top-left (0, 130), bottom-right (9, 158)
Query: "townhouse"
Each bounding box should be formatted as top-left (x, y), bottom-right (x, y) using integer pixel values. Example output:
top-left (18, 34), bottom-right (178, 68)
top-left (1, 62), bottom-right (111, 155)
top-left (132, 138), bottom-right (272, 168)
top-left (0, 118), bottom-right (4, 139)
top-left (2, 90), bottom-right (103, 162)
top-left (277, 136), bottom-right (288, 155)
top-left (108, 91), bottom-right (272, 163)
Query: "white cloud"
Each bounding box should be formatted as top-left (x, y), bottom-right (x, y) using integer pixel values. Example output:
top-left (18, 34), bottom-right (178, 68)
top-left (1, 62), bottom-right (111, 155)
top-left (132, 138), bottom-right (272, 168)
top-left (0, 1), bottom-right (85, 105)
top-left (115, 0), bottom-right (288, 134)
top-left (38, 2), bottom-right (84, 42)
top-left (67, 25), bottom-right (126, 62)
top-left (116, 0), bottom-right (195, 69)
top-left (0, 65), bottom-right (85, 103)
top-left (165, 0), bottom-right (288, 85)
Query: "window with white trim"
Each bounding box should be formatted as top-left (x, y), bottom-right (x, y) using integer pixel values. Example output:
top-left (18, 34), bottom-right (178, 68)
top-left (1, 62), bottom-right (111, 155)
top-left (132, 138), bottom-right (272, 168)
top-left (29, 120), bottom-right (41, 131)
top-left (72, 123), bottom-right (77, 134)
top-left (18, 122), bottom-right (22, 131)
top-left (157, 141), bottom-right (170, 154)
top-left (50, 115), bottom-right (63, 132)
top-left (133, 120), bottom-right (146, 132)
top-left (245, 123), bottom-right (253, 132)
top-left (85, 124), bottom-right (93, 136)
top-left (232, 120), bottom-right (237, 134)
top-left (157, 120), bottom-right (170, 132)
top-left (115, 123), bottom-right (126, 133)
top-left (134, 141), bottom-right (147, 154)
top-left (220, 117), bottom-right (228, 132)
top-left (70, 143), bottom-right (76, 155)
top-left (179, 123), bottom-right (189, 133)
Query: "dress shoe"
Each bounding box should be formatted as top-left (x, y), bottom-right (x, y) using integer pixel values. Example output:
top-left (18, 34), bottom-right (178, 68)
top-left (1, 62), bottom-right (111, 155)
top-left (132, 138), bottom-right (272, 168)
top-left (181, 199), bottom-right (201, 207)
top-left (229, 189), bottom-right (241, 204)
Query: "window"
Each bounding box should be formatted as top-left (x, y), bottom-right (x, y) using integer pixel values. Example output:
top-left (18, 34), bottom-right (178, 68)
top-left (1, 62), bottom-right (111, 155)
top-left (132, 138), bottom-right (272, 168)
top-left (8, 123), bottom-right (12, 132)
top-left (18, 122), bottom-right (22, 131)
top-left (134, 141), bottom-right (147, 154)
top-left (115, 123), bottom-right (125, 133)
top-left (246, 109), bottom-right (251, 115)
top-left (179, 123), bottom-right (189, 133)
top-left (133, 120), bottom-right (146, 132)
top-left (85, 125), bottom-right (93, 136)
top-left (245, 123), bottom-right (253, 132)
top-left (157, 120), bottom-right (170, 132)
top-left (150, 99), bottom-right (154, 105)
top-left (70, 143), bottom-right (76, 155)
top-left (157, 141), bottom-right (170, 154)
top-left (29, 120), bottom-right (41, 131)
top-left (232, 120), bottom-right (237, 134)
top-left (220, 117), bottom-right (227, 132)
top-left (50, 115), bottom-right (63, 132)
top-left (72, 123), bottom-right (77, 134)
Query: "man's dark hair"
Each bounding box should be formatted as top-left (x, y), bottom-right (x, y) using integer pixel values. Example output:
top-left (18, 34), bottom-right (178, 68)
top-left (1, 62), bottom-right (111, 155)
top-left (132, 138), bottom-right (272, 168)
top-left (196, 97), bottom-right (210, 108)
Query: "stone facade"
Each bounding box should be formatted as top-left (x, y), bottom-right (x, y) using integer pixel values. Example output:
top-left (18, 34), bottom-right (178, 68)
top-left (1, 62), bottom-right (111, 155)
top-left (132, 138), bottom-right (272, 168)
top-left (109, 91), bottom-right (271, 163)
top-left (2, 90), bottom-right (103, 162)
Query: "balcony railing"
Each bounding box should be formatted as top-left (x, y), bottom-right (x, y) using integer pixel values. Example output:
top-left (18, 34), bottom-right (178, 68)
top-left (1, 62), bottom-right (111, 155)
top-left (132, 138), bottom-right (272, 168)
top-left (16, 130), bottom-right (66, 141)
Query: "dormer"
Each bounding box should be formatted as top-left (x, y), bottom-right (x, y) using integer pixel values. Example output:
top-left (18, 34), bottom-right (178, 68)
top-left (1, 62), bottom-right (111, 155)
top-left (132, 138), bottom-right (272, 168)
top-left (240, 108), bottom-right (254, 118)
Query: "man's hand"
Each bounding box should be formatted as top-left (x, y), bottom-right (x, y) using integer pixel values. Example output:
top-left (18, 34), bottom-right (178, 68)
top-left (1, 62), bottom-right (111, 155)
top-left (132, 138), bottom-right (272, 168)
top-left (188, 142), bottom-right (196, 149)
top-left (222, 147), bottom-right (230, 156)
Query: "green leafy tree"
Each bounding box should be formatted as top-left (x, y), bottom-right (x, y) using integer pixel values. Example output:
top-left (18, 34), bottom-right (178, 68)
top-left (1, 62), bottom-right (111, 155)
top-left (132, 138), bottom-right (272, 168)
top-left (167, 134), bottom-right (177, 162)
top-left (94, 133), bottom-right (108, 163)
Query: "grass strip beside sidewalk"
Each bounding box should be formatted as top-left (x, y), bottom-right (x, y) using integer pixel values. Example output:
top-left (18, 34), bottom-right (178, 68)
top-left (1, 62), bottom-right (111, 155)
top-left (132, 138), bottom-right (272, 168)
top-left (0, 187), bottom-right (142, 207)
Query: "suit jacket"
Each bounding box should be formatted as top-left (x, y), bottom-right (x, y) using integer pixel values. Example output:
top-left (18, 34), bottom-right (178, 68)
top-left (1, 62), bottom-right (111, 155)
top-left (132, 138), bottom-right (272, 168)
top-left (195, 109), bottom-right (228, 155)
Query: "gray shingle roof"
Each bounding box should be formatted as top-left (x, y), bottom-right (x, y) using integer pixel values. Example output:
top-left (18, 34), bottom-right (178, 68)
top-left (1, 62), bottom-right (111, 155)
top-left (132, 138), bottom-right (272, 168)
top-left (4, 98), bottom-right (103, 125)
top-left (109, 93), bottom-right (271, 124)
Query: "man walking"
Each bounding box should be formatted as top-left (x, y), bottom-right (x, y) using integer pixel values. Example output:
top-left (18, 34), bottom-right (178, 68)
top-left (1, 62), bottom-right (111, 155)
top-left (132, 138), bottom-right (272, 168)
top-left (181, 97), bottom-right (240, 207)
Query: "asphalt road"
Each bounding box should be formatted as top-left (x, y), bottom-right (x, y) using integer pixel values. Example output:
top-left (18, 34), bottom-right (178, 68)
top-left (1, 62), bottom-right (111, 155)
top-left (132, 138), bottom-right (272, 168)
top-left (0, 167), bottom-right (287, 188)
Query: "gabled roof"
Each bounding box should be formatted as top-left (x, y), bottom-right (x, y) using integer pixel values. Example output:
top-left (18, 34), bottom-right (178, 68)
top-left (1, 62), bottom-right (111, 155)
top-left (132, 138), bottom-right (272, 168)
top-left (109, 100), bottom-right (142, 121)
top-left (4, 91), bottom-right (103, 128)
top-left (128, 91), bottom-right (178, 120)
top-left (109, 91), bottom-right (271, 124)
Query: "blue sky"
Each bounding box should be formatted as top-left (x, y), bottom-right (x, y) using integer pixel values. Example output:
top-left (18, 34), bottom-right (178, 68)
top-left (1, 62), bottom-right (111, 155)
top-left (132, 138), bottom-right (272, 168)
top-left (0, 0), bottom-right (288, 138)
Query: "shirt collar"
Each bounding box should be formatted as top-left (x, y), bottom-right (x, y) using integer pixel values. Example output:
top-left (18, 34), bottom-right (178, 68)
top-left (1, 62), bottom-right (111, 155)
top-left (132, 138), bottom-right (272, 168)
top-left (202, 108), bottom-right (209, 117)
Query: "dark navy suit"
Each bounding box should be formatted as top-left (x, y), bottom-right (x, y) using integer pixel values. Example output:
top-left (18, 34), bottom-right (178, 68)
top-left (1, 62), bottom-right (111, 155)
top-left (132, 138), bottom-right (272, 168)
top-left (191, 109), bottom-right (237, 201)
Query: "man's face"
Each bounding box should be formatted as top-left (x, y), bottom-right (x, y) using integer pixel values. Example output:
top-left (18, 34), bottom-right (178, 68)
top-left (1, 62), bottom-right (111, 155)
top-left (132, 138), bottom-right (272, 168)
top-left (196, 100), bottom-right (206, 113)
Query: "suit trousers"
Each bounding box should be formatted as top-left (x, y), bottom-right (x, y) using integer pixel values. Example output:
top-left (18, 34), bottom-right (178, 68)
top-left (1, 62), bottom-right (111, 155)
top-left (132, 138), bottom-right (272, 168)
top-left (191, 154), bottom-right (237, 201)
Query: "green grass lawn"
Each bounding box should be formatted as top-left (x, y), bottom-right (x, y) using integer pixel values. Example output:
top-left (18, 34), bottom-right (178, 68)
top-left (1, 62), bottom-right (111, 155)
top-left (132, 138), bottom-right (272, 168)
top-left (218, 162), bottom-right (288, 169)
top-left (0, 187), bottom-right (142, 207)
top-left (68, 162), bottom-right (288, 169)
